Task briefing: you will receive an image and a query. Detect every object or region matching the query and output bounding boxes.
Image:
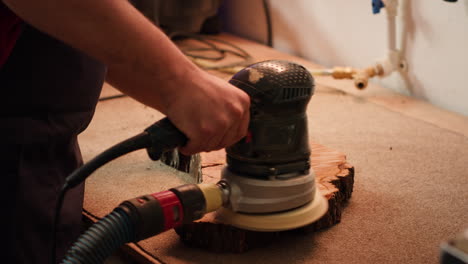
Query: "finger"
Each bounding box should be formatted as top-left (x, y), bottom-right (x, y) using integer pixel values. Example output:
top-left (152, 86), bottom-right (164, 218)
top-left (179, 140), bottom-right (200, 156)
top-left (214, 126), bottom-right (237, 150)
top-left (178, 127), bottom-right (207, 155)
top-left (203, 133), bottom-right (225, 152)
top-left (180, 119), bottom-right (225, 154)
top-left (237, 107), bottom-right (250, 141)
top-left (202, 119), bottom-right (230, 152)
top-left (217, 108), bottom-right (250, 149)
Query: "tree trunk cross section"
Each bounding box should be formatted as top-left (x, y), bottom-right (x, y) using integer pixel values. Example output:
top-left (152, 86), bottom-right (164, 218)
top-left (166, 141), bottom-right (354, 253)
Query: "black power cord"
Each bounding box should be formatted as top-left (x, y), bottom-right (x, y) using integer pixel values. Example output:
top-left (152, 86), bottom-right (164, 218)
top-left (262, 0), bottom-right (273, 47)
top-left (98, 94), bottom-right (127, 101)
top-left (52, 132), bottom-right (150, 264)
top-left (52, 118), bottom-right (186, 264)
top-left (169, 32), bottom-right (253, 71)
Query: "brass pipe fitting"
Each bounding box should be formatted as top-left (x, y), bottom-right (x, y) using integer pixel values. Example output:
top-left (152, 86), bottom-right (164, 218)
top-left (327, 65), bottom-right (383, 89)
top-left (353, 64), bottom-right (384, 89)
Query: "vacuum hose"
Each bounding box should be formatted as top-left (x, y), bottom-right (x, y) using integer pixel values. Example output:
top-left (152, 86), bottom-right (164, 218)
top-left (61, 183), bottom-right (225, 263)
top-left (62, 209), bottom-right (134, 264)
top-left (53, 117), bottom-right (187, 264)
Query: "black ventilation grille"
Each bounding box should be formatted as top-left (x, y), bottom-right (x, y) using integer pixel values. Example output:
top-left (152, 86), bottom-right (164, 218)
top-left (281, 87), bottom-right (312, 101)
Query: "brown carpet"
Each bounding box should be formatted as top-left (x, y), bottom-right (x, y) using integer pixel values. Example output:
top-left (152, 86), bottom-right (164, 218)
top-left (81, 84), bottom-right (468, 264)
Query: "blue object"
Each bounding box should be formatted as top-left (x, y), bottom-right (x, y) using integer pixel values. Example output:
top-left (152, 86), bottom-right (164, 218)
top-left (372, 0), bottom-right (385, 14)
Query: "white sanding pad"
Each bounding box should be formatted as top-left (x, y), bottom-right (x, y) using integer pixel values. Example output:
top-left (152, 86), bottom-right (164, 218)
top-left (215, 187), bottom-right (328, 232)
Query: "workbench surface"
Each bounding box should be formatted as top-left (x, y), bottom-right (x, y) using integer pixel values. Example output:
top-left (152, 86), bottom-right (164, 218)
top-left (80, 34), bottom-right (468, 264)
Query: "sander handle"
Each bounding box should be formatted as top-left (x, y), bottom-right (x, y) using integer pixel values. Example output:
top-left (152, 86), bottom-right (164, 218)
top-left (145, 117), bottom-right (188, 160)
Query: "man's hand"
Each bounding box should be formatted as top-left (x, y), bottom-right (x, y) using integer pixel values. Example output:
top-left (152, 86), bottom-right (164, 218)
top-left (165, 71), bottom-right (250, 155)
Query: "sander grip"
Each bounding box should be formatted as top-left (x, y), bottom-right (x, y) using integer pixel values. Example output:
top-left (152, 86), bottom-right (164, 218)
top-left (145, 117), bottom-right (188, 160)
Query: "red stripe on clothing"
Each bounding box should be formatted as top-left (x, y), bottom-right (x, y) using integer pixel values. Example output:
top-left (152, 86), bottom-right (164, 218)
top-left (0, 4), bottom-right (22, 68)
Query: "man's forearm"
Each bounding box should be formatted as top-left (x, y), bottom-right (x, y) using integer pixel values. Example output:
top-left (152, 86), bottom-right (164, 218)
top-left (4, 0), bottom-right (200, 113)
top-left (5, 0), bottom-right (251, 155)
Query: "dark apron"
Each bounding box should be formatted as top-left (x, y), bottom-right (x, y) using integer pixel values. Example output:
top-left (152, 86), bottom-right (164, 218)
top-left (0, 23), bottom-right (106, 263)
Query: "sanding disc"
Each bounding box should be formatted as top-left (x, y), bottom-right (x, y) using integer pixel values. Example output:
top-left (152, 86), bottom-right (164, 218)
top-left (215, 187), bottom-right (328, 232)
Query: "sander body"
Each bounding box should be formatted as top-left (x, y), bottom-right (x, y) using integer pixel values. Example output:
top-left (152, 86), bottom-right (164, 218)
top-left (217, 60), bottom-right (328, 231)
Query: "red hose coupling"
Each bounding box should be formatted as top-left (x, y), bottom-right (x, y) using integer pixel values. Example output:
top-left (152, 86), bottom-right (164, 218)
top-left (151, 191), bottom-right (184, 230)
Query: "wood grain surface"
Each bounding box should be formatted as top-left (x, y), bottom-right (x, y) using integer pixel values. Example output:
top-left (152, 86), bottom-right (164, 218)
top-left (164, 141), bottom-right (354, 253)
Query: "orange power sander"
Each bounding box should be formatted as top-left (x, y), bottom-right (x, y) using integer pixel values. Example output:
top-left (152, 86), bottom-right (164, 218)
top-left (57, 60), bottom-right (327, 263)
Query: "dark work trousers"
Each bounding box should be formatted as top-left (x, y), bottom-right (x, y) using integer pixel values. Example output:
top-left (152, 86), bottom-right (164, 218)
top-left (0, 24), bottom-right (106, 263)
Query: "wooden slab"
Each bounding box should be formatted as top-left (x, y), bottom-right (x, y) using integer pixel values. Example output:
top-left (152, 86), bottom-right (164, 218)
top-left (163, 141), bottom-right (354, 253)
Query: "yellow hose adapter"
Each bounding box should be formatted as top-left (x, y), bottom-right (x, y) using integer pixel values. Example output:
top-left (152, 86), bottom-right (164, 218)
top-left (197, 183), bottom-right (224, 213)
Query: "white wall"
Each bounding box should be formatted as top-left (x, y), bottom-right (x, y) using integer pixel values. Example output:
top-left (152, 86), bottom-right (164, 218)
top-left (221, 0), bottom-right (468, 116)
